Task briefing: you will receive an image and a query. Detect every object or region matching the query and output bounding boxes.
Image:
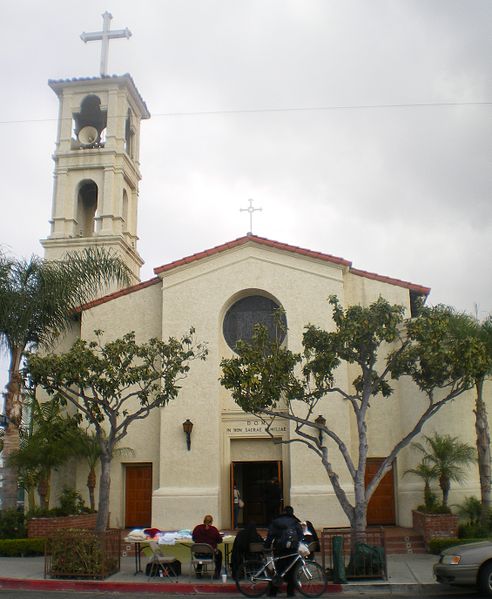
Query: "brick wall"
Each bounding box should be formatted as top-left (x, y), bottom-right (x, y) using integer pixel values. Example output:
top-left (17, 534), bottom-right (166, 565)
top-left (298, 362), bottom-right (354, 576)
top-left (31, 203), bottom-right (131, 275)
top-left (412, 510), bottom-right (459, 547)
top-left (27, 513), bottom-right (98, 538)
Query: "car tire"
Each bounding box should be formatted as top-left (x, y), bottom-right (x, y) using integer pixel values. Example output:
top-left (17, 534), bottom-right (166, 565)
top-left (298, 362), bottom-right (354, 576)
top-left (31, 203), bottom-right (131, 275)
top-left (479, 562), bottom-right (492, 595)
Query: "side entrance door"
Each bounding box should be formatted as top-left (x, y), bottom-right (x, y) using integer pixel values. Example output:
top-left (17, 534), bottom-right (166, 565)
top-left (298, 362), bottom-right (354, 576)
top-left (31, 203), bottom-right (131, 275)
top-left (365, 458), bottom-right (396, 526)
top-left (125, 463), bottom-right (152, 528)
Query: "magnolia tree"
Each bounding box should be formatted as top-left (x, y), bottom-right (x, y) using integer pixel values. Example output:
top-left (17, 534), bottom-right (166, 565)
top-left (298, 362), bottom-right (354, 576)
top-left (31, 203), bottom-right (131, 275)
top-left (220, 296), bottom-right (488, 536)
top-left (27, 329), bottom-right (207, 531)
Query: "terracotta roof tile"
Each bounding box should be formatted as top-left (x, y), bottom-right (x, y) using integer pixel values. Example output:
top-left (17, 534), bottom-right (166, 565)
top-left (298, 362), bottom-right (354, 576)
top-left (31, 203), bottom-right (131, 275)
top-left (350, 267), bottom-right (430, 295)
top-left (153, 234), bottom-right (351, 274)
top-left (78, 235), bottom-right (430, 311)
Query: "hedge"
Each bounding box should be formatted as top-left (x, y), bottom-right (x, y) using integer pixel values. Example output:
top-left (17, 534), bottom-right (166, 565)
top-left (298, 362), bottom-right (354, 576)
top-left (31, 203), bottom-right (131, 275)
top-left (0, 538), bottom-right (45, 556)
top-left (428, 537), bottom-right (491, 555)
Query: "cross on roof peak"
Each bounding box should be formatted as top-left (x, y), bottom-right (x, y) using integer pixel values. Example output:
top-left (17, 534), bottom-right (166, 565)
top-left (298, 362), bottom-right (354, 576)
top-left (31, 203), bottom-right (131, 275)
top-left (80, 12), bottom-right (132, 77)
top-left (240, 198), bottom-right (262, 235)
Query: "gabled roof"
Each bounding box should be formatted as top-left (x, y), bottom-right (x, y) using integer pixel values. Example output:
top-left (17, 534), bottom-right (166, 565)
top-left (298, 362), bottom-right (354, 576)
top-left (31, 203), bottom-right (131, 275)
top-left (154, 234), bottom-right (351, 274)
top-left (79, 234), bottom-right (430, 312)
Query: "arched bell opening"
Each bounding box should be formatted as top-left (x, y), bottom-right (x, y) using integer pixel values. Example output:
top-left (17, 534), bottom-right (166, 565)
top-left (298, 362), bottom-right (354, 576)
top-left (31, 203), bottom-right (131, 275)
top-left (76, 180), bottom-right (98, 237)
top-left (125, 109), bottom-right (135, 158)
top-left (73, 95), bottom-right (107, 148)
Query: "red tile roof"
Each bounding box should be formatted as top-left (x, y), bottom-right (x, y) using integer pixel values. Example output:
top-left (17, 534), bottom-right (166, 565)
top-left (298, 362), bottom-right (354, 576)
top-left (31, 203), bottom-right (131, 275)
top-left (78, 235), bottom-right (430, 312)
top-left (153, 234), bottom-right (351, 274)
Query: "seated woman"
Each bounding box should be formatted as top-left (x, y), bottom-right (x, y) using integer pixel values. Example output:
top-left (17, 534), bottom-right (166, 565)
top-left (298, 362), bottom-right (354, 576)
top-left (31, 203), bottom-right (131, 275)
top-left (192, 514), bottom-right (223, 578)
top-left (231, 522), bottom-right (264, 579)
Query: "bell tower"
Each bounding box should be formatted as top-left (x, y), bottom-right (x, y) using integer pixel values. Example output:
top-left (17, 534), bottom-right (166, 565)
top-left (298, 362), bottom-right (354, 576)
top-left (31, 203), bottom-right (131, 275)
top-left (41, 13), bottom-right (150, 284)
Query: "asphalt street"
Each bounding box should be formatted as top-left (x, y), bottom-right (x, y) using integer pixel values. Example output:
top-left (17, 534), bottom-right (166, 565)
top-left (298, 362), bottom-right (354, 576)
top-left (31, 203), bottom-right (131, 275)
top-left (0, 590), bottom-right (482, 599)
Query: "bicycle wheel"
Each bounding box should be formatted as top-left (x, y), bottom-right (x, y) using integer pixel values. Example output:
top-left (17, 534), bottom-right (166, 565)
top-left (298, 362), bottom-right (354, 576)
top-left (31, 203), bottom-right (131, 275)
top-left (236, 559), bottom-right (271, 597)
top-left (295, 559), bottom-right (327, 598)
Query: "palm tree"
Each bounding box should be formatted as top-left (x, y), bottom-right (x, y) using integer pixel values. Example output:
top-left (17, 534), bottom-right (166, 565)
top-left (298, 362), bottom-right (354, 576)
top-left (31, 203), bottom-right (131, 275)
top-left (446, 312), bottom-right (492, 524)
top-left (71, 428), bottom-right (133, 512)
top-left (412, 433), bottom-right (476, 508)
top-left (472, 317), bottom-right (492, 524)
top-left (404, 462), bottom-right (438, 510)
top-left (0, 248), bottom-right (130, 509)
top-left (7, 396), bottom-right (81, 510)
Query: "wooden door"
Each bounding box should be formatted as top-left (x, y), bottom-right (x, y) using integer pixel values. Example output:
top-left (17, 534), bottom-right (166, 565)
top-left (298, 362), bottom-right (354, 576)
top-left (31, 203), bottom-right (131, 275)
top-left (125, 463), bottom-right (152, 528)
top-left (365, 458), bottom-right (396, 526)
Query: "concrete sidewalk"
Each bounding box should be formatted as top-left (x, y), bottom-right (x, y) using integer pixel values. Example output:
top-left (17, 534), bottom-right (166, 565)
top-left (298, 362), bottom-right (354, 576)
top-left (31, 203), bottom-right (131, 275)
top-left (0, 553), bottom-right (447, 595)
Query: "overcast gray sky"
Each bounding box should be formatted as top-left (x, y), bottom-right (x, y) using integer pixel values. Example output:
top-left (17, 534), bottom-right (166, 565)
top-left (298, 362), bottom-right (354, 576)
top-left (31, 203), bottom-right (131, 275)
top-left (0, 2), bottom-right (490, 328)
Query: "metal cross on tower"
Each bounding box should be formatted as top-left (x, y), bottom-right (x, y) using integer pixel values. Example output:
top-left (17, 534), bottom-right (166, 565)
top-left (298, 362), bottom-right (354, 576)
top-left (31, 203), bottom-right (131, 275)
top-left (80, 12), bottom-right (132, 77)
top-left (240, 198), bottom-right (262, 236)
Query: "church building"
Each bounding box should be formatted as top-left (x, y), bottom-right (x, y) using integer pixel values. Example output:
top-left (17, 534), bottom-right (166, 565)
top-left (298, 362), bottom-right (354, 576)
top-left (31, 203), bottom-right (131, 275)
top-left (42, 16), bottom-right (485, 532)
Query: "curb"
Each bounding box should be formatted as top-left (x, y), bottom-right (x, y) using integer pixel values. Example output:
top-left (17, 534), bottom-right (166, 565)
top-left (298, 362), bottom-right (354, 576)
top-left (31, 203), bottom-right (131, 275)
top-left (0, 577), bottom-right (343, 595)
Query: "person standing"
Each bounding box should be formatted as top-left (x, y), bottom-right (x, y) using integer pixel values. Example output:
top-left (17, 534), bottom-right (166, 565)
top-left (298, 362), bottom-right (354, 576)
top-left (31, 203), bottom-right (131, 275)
top-left (233, 483), bottom-right (242, 528)
top-left (264, 506), bottom-right (303, 597)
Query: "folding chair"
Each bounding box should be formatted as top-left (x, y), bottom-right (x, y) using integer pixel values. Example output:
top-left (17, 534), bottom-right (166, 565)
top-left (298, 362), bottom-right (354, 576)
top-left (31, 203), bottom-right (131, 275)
top-left (190, 542), bottom-right (216, 580)
top-left (142, 541), bottom-right (179, 581)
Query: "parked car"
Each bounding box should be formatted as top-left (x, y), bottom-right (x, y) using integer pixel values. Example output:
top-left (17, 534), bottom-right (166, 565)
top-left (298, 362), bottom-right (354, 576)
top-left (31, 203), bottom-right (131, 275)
top-left (434, 540), bottom-right (492, 595)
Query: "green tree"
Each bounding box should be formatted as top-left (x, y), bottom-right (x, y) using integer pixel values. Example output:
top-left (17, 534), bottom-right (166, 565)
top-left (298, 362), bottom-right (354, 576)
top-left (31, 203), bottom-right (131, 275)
top-left (220, 297), bottom-right (487, 537)
top-left (0, 248), bottom-right (130, 509)
top-left (404, 462), bottom-right (438, 511)
top-left (71, 427), bottom-right (133, 512)
top-left (412, 433), bottom-right (476, 508)
top-left (474, 316), bottom-right (492, 523)
top-left (7, 396), bottom-right (81, 510)
top-left (27, 329), bottom-right (207, 531)
top-left (435, 312), bottom-right (492, 523)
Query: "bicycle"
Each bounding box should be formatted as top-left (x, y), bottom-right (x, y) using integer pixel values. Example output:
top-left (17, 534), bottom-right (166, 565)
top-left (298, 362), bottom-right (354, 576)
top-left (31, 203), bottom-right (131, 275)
top-left (235, 547), bottom-right (327, 598)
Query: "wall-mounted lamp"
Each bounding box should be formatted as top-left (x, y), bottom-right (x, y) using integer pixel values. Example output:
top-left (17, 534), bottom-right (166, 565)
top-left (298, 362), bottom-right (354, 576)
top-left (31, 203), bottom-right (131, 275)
top-left (314, 414), bottom-right (326, 445)
top-left (182, 419), bottom-right (193, 451)
top-left (0, 414), bottom-right (9, 429)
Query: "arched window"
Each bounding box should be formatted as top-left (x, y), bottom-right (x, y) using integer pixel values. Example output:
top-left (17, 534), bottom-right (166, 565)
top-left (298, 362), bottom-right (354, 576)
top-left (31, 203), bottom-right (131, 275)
top-left (223, 295), bottom-right (287, 352)
top-left (76, 180), bottom-right (98, 237)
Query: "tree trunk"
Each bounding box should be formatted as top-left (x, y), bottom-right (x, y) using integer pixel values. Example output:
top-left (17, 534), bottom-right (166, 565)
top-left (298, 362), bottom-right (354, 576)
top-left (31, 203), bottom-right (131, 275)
top-left (96, 451), bottom-right (112, 532)
top-left (37, 475), bottom-right (49, 510)
top-left (87, 467), bottom-right (96, 512)
top-left (474, 379), bottom-right (491, 525)
top-left (1, 348), bottom-right (23, 509)
top-left (440, 475), bottom-right (450, 508)
top-left (1, 427), bottom-right (20, 509)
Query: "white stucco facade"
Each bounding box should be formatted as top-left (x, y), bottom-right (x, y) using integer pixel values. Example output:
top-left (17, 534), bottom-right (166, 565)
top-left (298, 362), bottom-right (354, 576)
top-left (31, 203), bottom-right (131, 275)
top-left (41, 72), bottom-right (490, 533)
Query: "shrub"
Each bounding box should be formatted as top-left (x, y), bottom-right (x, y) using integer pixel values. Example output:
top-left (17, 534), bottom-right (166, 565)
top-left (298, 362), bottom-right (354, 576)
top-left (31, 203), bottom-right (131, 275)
top-left (0, 538), bottom-right (45, 556)
top-left (456, 496), bottom-right (482, 526)
top-left (58, 487), bottom-right (86, 515)
top-left (428, 537), bottom-right (490, 555)
top-left (458, 523), bottom-right (489, 538)
top-left (0, 509), bottom-right (26, 539)
top-left (416, 502), bottom-right (452, 514)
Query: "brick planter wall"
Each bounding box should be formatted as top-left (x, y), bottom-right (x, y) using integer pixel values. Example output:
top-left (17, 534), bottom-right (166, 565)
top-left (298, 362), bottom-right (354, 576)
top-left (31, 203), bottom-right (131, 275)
top-left (412, 510), bottom-right (459, 547)
top-left (27, 513), bottom-right (98, 538)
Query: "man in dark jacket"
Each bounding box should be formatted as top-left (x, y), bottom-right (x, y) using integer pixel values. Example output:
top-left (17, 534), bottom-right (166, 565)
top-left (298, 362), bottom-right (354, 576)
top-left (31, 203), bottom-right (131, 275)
top-left (264, 506), bottom-right (303, 597)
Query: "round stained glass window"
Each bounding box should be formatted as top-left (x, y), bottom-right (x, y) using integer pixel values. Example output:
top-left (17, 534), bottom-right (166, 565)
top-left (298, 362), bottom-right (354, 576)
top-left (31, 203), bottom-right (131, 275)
top-left (223, 295), bottom-right (287, 352)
